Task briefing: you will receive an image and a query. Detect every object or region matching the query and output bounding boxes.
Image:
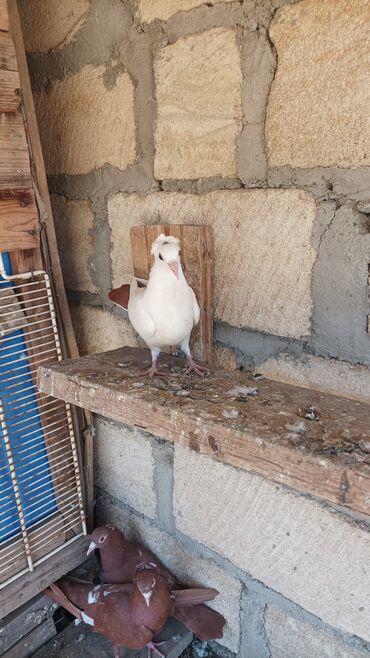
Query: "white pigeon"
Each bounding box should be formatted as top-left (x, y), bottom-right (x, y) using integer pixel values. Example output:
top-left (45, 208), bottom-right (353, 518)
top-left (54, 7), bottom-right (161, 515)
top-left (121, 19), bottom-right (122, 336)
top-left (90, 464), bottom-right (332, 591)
top-left (110, 233), bottom-right (206, 377)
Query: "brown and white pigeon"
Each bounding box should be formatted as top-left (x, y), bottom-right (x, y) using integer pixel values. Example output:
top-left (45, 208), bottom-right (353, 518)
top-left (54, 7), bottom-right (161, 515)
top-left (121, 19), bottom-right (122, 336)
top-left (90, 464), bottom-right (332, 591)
top-left (109, 234), bottom-right (206, 377)
top-left (45, 566), bottom-right (173, 658)
top-left (87, 524), bottom-right (226, 642)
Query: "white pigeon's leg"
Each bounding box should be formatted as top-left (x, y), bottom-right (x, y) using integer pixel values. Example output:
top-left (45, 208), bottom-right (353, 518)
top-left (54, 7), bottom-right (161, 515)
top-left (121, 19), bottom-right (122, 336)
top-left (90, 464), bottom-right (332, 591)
top-left (141, 347), bottom-right (165, 377)
top-left (180, 338), bottom-right (207, 377)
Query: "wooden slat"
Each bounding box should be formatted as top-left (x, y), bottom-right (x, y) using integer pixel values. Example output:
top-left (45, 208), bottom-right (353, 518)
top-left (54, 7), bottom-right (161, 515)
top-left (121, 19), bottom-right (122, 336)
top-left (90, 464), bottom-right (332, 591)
top-left (0, 69), bottom-right (20, 112)
top-left (0, 189), bottom-right (39, 250)
top-left (0, 112), bottom-right (32, 190)
top-left (38, 347), bottom-right (370, 519)
top-left (0, 535), bottom-right (89, 619)
top-left (3, 617), bottom-right (56, 657)
top-left (130, 224), bottom-right (213, 364)
top-left (0, 30), bottom-right (17, 70)
top-left (0, 0), bottom-right (9, 32)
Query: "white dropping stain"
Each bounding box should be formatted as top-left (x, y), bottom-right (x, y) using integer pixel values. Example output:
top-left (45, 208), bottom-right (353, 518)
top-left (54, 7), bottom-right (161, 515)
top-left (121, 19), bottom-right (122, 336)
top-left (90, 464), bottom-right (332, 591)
top-left (74, 619), bottom-right (81, 626)
top-left (319, 460), bottom-right (328, 468)
top-left (285, 421), bottom-right (307, 434)
top-left (229, 386), bottom-right (258, 397)
top-left (222, 407), bottom-right (239, 419)
top-left (81, 612), bottom-right (94, 626)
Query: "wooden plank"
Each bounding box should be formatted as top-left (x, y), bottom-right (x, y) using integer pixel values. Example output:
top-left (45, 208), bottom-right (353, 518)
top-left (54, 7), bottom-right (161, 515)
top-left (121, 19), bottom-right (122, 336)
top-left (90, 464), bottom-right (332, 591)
top-left (0, 594), bottom-right (56, 654)
top-left (130, 224), bottom-right (213, 364)
top-left (0, 189), bottom-right (39, 250)
top-left (0, 69), bottom-right (20, 112)
top-left (8, 0), bottom-right (93, 532)
top-left (0, 112), bottom-right (32, 189)
top-left (0, 0), bottom-right (9, 32)
top-left (2, 617), bottom-right (56, 657)
top-left (0, 535), bottom-right (89, 619)
top-left (38, 347), bottom-right (370, 519)
top-left (0, 31), bottom-right (16, 70)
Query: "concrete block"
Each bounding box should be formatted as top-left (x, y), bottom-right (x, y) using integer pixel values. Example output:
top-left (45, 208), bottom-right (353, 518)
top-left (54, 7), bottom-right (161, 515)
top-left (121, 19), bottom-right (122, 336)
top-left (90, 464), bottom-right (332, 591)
top-left (260, 353), bottom-right (370, 404)
top-left (135, 0), bottom-right (236, 23)
top-left (97, 493), bottom-right (242, 653)
top-left (266, 0), bottom-right (370, 168)
top-left (173, 445), bottom-right (370, 642)
top-left (214, 346), bottom-right (237, 370)
top-left (109, 190), bottom-right (316, 338)
top-left (70, 304), bottom-right (138, 356)
top-left (94, 417), bottom-right (156, 518)
top-left (19, 0), bottom-right (90, 53)
top-left (34, 65), bottom-right (136, 175)
top-left (265, 605), bottom-right (370, 658)
top-left (51, 195), bottom-right (96, 293)
top-left (154, 28), bottom-right (242, 179)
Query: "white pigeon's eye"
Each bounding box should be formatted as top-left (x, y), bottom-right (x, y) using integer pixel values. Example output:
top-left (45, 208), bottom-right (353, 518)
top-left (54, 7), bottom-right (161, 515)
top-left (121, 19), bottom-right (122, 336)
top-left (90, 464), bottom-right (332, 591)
top-left (98, 536), bottom-right (105, 543)
top-left (159, 254), bottom-right (164, 261)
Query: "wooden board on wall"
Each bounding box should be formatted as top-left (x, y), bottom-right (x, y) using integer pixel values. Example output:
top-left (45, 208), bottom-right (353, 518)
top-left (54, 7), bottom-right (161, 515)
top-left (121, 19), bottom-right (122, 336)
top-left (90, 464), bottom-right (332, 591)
top-left (0, 189), bottom-right (39, 250)
top-left (0, 0), bottom-right (9, 31)
top-left (130, 224), bottom-right (213, 364)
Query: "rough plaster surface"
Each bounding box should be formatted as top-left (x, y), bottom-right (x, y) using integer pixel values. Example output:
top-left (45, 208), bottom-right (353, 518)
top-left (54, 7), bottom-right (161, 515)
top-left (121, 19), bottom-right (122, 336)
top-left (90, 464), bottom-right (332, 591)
top-left (94, 418), bottom-right (156, 518)
top-left (109, 190), bottom-right (317, 338)
top-left (34, 65), bottom-right (136, 175)
top-left (311, 205), bottom-right (370, 365)
top-left (135, 0), bottom-right (236, 23)
top-left (266, 0), bottom-right (370, 168)
top-left (173, 446), bottom-right (370, 642)
top-left (260, 353), bottom-right (370, 404)
top-left (70, 304), bottom-right (137, 356)
top-left (97, 493), bottom-right (242, 653)
top-left (154, 28), bottom-right (242, 179)
top-left (213, 345), bottom-right (238, 370)
top-left (51, 195), bottom-right (96, 293)
top-left (18, 0), bottom-right (91, 53)
top-left (265, 605), bottom-right (370, 658)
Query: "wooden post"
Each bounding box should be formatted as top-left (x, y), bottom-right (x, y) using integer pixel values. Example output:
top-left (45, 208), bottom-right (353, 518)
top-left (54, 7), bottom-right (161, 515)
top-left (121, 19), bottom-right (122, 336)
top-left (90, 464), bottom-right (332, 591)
top-left (130, 224), bottom-right (213, 364)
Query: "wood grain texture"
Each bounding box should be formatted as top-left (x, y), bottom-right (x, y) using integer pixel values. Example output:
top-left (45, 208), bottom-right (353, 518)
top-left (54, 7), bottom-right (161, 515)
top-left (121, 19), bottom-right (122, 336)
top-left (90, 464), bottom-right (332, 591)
top-left (3, 617), bottom-right (56, 657)
top-left (130, 224), bottom-right (213, 363)
top-left (0, 30), bottom-right (17, 70)
top-left (0, 111), bottom-right (31, 190)
top-left (0, 535), bottom-right (89, 619)
top-left (0, 0), bottom-right (9, 32)
top-left (0, 189), bottom-right (39, 250)
top-left (0, 68), bottom-right (20, 112)
top-left (38, 347), bottom-right (370, 519)
top-left (0, 594), bottom-right (56, 654)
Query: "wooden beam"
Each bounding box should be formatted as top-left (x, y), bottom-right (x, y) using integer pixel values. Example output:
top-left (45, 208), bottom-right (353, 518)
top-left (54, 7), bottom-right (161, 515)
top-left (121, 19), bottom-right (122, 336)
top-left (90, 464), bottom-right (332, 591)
top-left (130, 224), bottom-right (214, 364)
top-left (0, 535), bottom-right (89, 619)
top-left (0, 594), bottom-right (56, 654)
top-left (0, 106), bottom-right (32, 190)
top-left (0, 189), bottom-right (39, 250)
top-left (38, 347), bottom-right (370, 519)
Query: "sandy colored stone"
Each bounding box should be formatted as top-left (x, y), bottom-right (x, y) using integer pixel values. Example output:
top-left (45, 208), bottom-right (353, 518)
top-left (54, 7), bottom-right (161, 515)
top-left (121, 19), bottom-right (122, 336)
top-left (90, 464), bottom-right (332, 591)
top-left (109, 190), bottom-right (316, 338)
top-left (266, 0), bottom-right (370, 168)
top-left (70, 304), bottom-right (138, 356)
top-left (260, 353), bottom-right (370, 404)
top-left (154, 28), bottom-right (242, 179)
top-left (135, 0), bottom-right (236, 23)
top-left (94, 418), bottom-right (156, 518)
top-left (266, 605), bottom-right (370, 658)
top-left (51, 195), bottom-right (96, 293)
top-left (18, 0), bottom-right (90, 53)
top-left (173, 445), bottom-right (370, 642)
top-left (34, 65), bottom-right (136, 175)
top-left (97, 492), bottom-right (242, 653)
top-left (214, 346), bottom-right (237, 370)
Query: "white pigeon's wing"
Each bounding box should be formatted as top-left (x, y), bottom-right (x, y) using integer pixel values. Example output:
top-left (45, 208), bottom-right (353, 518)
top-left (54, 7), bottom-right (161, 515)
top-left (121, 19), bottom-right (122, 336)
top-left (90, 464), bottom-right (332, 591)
top-left (129, 274), bottom-right (149, 287)
top-left (191, 287), bottom-right (200, 326)
top-left (128, 286), bottom-right (156, 342)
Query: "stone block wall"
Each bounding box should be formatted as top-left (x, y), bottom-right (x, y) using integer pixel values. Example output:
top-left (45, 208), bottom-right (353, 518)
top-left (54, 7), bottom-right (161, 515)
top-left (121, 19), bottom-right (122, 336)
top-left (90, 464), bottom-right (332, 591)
top-left (18, 0), bottom-right (370, 397)
top-left (93, 417), bottom-right (370, 657)
top-left (18, 1), bottom-right (370, 655)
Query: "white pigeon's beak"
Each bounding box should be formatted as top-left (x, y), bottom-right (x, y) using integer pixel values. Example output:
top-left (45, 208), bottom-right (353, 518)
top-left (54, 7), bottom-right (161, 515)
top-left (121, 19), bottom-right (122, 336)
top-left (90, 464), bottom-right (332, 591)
top-left (87, 541), bottom-right (97, 556)
top-left (168, 260), bottom-right (179, 279)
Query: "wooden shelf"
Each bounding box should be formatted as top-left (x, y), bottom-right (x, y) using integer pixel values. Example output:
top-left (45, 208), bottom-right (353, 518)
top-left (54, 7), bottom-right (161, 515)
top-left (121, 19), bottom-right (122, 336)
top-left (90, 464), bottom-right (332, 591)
top-left (38, 347), bottom-right (370, 518)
